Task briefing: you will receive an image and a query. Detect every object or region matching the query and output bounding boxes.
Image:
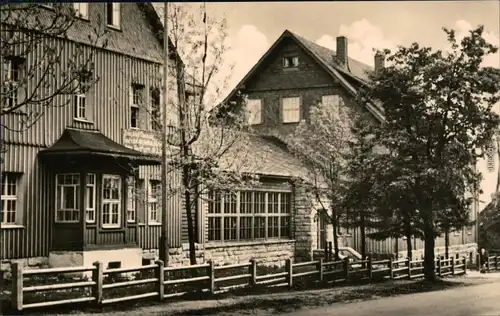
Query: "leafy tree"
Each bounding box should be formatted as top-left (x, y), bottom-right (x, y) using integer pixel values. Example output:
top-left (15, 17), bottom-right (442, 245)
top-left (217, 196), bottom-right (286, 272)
top-left (358, 25), bottom-right (500, 280)
top-left (290, 98), bottom-right (355, 260)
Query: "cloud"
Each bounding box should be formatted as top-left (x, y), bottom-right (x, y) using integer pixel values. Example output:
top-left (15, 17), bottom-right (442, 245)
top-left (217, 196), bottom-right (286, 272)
top-left (315, 19), bottom-right (398, 67)
top-left (453, 20), bottom-right (500, 68)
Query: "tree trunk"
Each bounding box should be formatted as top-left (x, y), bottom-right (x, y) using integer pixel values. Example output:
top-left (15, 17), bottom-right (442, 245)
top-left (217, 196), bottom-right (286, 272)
top-left (423, 218), bottom-right (437, 281)
top-left (403, 213), bottom-right (413, 260)
top-left (331, 207), bottom-right (340, 261)
top-left (360, 212), bottom-right (366, 258)
top-left (182, 167), bottom-right (197, 265)
top-left (445, 227), bottom-right (450, 259)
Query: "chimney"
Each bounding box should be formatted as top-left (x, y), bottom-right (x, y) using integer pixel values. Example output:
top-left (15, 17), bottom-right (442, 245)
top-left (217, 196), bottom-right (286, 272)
top-left (374, 52), bottom-right (385, 71)
top-left (336, 36), bottom-right (348, 66)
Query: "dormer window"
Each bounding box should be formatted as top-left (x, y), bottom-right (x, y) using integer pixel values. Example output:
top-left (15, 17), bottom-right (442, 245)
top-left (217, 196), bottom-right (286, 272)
top-left (106, 3), bottom-right (121, 29)
top-left (283, 56), bottom-right (299, 68)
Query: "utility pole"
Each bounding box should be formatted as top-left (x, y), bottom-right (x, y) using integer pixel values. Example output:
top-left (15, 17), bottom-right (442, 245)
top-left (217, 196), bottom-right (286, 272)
top-left (159, 1), bottom-right (170, 266)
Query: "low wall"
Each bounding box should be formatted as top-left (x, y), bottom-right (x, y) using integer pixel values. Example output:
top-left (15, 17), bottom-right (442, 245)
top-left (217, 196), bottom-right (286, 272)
top-left (143, 240), bottom-right (296, 268)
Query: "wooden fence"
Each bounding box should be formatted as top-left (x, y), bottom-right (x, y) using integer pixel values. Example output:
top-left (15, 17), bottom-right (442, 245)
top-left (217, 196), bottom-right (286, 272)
top-left (10, 256), bottom-right (467, 312)
top-left (477, 254), bottom-right (500, 272)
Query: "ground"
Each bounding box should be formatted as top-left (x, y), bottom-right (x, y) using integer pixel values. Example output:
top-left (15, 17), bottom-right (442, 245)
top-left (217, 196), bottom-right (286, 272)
top-left (22, 271), bottom-right (499, 316)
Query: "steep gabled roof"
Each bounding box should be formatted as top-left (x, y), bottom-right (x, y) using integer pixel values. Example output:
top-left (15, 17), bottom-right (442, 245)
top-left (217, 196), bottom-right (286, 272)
top-left (218, 29), bottom-right (385, 122)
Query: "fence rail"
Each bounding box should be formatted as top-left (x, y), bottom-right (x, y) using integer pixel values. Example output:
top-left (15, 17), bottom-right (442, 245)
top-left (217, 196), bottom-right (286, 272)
top-left (477, 254), bottom-right (500, 272)
top-left (10, 256), bottom-right (468, 312)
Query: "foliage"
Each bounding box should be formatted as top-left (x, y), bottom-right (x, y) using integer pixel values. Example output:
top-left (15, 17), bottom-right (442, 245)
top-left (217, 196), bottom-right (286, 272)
top-left (289, 97), bottom-right (355, 259)
top-left (357, 25), bottom-right (500, 280)
top-left (1, 3), bottom-right (107, 132)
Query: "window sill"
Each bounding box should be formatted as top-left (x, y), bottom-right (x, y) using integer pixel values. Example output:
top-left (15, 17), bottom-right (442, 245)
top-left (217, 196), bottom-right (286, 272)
top-left (282, 121), bottom-right (300, 125)
top-left (148, 222), bottom-right (161, 226)
top-left (102, 225), bottom-right (121, 229)
top-left (107, 24), bottom-right (122, 32)
top-left (1, 224), bottom-right (25, 229)
top-left (73, 118), bottom-right (94, 124)
top-left (204, 239), bottom-right (295, 249)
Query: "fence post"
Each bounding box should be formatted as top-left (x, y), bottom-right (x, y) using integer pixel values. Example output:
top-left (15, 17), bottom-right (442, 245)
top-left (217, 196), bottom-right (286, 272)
top-left (437, 257), bottom-right (442, 277)
top-left (463, 256), bottom-right (467, 274)
top-left (286, 258), bottom-right (293, 289)
top-left (328, 242), bottom-right (333, 262)
top-left (92, 261), bottom-right (103, 305)
top-left (249, 259), bottom-right (257, 287)
top-left (318, 258), bottom-right (324, 282)
top-left (496, 256), bottom-right (499, 271)
top-left (368, 256), bottom-right (373, 281)
top-left (451, 257), bottom-right (455, 275)
top-left (11, 262), bottom-right (23, 311)
top-left (155, 260), bottom-right (164, 300)
top-left (208, 260), bottom-right (215, 295)
top-left (343, 257), bottom-right (350, 282)
top-left (324, 246), bottom-right (328, 262)
top-left (407, 257), bottom-right (412, 280)
top-left (389, 257), bottom-right (394, 279)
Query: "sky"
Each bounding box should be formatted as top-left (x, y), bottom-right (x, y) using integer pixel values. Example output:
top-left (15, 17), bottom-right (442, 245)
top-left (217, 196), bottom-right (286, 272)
top-left (205, 1), bottom-right (499, 95)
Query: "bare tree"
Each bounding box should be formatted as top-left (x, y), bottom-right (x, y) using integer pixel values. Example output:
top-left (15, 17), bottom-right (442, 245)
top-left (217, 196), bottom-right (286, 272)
top-left (1, 4), bottom-right (107, 133)
top-left (133, 3), bottom-right (259, 265)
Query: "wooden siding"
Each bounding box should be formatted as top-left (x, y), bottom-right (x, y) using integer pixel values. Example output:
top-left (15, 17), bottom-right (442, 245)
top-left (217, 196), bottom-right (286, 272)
top-left (1, 144), bottom-right (52, 259)
top-left (0, 3), bottom-right (187, 260)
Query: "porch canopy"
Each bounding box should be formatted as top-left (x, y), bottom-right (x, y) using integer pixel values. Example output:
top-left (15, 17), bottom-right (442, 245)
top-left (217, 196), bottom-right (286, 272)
top-left (39, 128), bottom-right (161, 167)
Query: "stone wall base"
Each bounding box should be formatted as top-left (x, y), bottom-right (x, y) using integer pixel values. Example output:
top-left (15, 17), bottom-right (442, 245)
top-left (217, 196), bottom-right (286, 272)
top-left (143, 240), bottom-right (295, 267)
top-left (1, 257), bottom-right (48, 280)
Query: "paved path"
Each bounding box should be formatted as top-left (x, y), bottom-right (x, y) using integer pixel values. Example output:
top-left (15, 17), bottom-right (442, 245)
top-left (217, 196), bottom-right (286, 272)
top-left (284, 281), bottom-right (500, 316)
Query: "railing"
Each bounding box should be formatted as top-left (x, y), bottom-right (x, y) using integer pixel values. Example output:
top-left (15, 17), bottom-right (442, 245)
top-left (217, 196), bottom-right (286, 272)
top-left (9, 256), bottom-right (468, 312)
top-left (476, 254), bottom-right (500, 272)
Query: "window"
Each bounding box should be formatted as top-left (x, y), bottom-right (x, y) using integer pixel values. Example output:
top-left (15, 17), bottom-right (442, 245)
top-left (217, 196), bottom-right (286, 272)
top-left (1, 173), bottom-right (20, 226)
top-left (73, 3), bottom-right (89, 19)
top-left (130, 84), bottom-right (143, 128)
top-left (282, 97), bottom-right (300, 123)
top-left (85, 174), bottom-right (95, 223)
top-left (316, 210), bottom-right (327, 249)
top-left (150, 88), bottom-right (161, 131)
top-left (148, 180), bottom-right (160, 224)
top-left (4, 57), bottom-right (24, 110)
top-left (102, 175), bottom-right (121, 228)
top-left (127, 176), bottom-right (136, 223)
top-left (106, 3), bottom-right (121, 28)
top-left (321, 95), bottom-right (343, 117)
top-left (56, 174), bottom-right (80, 223)
top-left (74, 94), bottom-right (86, 120)
top-left (246, 99), bottom-right (262, 125)
top-left (283, 56), bottom-right (299, 68)
top-left (207, 190), bottom-right (292, 242)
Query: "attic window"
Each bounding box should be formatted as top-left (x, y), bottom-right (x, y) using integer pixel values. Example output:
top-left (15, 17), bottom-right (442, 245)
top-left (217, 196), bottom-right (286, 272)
top-left (106, 3), bottom-right (121, 28)
top-left (283, 56), bottom-right (299, 68)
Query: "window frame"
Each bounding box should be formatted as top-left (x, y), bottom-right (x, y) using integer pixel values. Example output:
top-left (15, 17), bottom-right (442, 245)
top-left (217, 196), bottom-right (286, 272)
top-left (150, 88), bottom-right (161, 131)
top-left (207, 190), bottom-right (292, 243)
top-left (126, 176), bottom-right (137, 223)
top-left (74, 93), bottom-right (87, 120)
top-left (283, 56), bottom-right (299, 68)
top-left (148, 179), bottom-right (161, 225)
top-left (101, 174), bottom-right (122, 229)
top-left (106, 3), bottom-right (121, 29)
top-left (4, 57), bottom-right (24, 110)
top-left (55, 173), bottom-right (80, 224)
top-left (85, 173), bottom-right (96, 223)
top-left (73, 3), bottom-right (89, 20)
top-left (130, 84), bottom-right (143, 128)
top-left (281, 96), bottom-right (301, 123)
top-left (246, 99), bottom-right (262, 125)
top-left (1, 173), bottom-right (21, 226)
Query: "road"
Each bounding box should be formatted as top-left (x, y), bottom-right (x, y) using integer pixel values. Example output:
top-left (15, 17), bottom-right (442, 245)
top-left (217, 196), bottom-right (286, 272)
top-left (284, 281), bottom-right (500, 316)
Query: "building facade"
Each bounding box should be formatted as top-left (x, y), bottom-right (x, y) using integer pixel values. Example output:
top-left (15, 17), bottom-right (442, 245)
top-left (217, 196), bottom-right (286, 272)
top-left (218, 29), bottom-right (478, 261)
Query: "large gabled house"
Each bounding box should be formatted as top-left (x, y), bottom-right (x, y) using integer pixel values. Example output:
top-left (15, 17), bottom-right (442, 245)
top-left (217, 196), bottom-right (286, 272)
top-left (216, 29), bottom-right (479, 261)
